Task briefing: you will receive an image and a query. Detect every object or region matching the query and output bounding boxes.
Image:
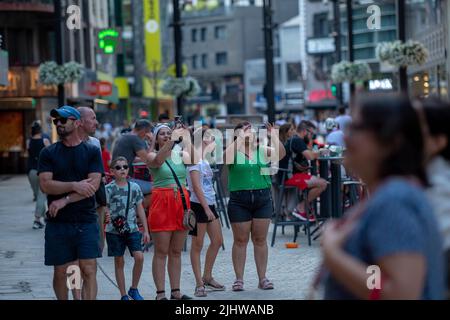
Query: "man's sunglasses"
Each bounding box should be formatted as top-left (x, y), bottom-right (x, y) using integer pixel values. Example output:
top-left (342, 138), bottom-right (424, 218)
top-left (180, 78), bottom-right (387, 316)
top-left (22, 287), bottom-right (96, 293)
top-left (114, 165), bottom-right (129, 171)
top-left (53, 117), bottom-right (76, 125)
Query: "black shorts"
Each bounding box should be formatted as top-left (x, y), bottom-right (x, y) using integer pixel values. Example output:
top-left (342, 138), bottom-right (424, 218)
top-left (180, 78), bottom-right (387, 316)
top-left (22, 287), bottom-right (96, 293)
top-left (45, 222), bottom-right (100, 266)
top-left (227, 188), bottom-right (274, 223)
top-left (189, 202), bottom-right (219, 237)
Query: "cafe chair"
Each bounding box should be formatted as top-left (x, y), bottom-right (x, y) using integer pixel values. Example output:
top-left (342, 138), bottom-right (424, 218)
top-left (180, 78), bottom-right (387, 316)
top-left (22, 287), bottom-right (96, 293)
top-left (271, 168), bottom-right (315, 247)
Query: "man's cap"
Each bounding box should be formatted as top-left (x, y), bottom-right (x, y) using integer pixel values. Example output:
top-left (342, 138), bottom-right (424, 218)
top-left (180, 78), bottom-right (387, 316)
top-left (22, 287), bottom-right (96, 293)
top-left (50, 106), bottom-right (81, 120)
top-left (325, 118), bottom-right (337, 131)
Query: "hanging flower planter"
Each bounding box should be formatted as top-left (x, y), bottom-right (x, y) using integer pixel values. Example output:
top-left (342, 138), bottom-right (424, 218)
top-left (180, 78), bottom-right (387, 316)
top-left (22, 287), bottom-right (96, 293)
top-left (62, 62), bottom-right (84, 83)
top-left (38, 61), bottom-right (85, 85)
top-left (331, 61), bottom-right (372, 84)
top-left (376, 40), bottom-right (428, 67)
top-left (161, 76), bottom-right (200, 98)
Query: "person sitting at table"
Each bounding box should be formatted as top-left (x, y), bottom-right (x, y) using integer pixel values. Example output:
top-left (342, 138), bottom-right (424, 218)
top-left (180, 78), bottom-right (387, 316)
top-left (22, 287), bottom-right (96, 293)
top-left (320, 94), bottom-right (445, 300)
top-left (279, 120), bottom-right (329, 222)
top-left (325, 118), bottom-right (345, 148)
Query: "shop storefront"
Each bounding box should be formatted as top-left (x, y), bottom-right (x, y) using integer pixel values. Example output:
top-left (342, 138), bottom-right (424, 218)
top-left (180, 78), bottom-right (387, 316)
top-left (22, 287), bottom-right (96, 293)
top-left (0, 66), bottom-right (57, 173)
top-left (406, 0), bottom-right (449, 99)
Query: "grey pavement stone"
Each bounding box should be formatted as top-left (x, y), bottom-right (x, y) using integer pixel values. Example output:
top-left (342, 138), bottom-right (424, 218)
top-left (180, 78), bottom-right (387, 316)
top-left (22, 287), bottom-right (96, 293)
top-left (0, 175), bottom-right (321, 300)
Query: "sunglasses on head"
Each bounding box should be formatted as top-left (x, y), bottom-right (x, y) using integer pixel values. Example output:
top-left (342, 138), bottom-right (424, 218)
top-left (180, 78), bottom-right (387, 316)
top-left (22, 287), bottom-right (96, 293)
top-left (114, 165), bottom-right (129, 171)
top-left (53, 117), bottom-right (76, 125)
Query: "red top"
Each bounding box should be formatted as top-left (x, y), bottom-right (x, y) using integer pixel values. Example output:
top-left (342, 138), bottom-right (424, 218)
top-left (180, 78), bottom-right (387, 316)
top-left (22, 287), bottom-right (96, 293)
top-left (101, 149), bottom-right (111, 173)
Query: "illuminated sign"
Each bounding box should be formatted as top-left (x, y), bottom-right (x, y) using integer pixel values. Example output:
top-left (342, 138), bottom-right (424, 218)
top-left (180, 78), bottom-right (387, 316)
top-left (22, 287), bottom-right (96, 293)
top-left (369, 79), bottom-right (393, 90)
top-left (306, 37), bottom-right (335, 55)
top-left (98, 29), bottom-right (119, 54)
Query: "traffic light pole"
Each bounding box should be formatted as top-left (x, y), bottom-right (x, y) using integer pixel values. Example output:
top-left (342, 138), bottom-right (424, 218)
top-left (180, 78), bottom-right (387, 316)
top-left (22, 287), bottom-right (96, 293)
top-left (332, 0), bottom-right (343, 107)
top-left (397, 0), bottom-right (408, 92)
top-left (263, 0), bottom-right (275, 124)
top-left (172, 0), bottom-right (184, 118)
top-left (54, 0), bottom-right (65, 106)
top-left (346, 0), bottom-right (355, 104)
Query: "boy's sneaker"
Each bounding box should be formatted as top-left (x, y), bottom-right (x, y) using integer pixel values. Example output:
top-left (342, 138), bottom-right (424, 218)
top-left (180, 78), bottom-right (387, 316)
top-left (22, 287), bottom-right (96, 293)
top-left (128, 288), bottom-right (144, 300)
top-left (121, 295), bottom-right (130, 300)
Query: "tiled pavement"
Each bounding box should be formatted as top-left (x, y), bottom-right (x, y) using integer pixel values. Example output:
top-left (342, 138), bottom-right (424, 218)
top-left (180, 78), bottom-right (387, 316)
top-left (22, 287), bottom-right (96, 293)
top-left (0, 175), bottom-right (322, 300)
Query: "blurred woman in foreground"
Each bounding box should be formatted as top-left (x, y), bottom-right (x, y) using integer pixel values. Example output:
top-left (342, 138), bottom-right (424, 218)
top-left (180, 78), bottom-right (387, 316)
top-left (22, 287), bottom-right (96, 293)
top-left (320, 94), bottom-right (445, 300)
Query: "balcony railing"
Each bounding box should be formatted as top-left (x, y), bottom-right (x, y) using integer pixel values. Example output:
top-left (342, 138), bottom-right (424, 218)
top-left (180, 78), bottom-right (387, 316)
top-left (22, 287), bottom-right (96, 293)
top-left (0, 0), bottom-right (54, 13)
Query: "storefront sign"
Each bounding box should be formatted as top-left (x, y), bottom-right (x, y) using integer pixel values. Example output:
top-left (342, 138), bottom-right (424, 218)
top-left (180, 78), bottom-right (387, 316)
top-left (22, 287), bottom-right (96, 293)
top-left (369, 79), bottom-right (393, 90)
top-left (144, 0), bottom-right (162, 72)
top-left (306, 38), bottom-right (335, 55)
top-left (308, 89), bottom-right (334, 102)
top-left (98, 29), bottom-right (120, 54)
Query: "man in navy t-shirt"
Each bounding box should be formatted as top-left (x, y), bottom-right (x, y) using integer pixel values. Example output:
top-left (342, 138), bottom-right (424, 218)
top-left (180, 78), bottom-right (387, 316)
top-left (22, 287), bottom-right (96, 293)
top-left (38, 106), bottom-right (103, 300)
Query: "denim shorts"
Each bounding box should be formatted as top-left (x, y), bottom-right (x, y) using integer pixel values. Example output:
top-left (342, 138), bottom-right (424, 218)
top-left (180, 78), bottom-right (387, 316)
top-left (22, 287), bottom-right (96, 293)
top-left (45, 222), bottom-right (100, 266)
top-left (106, 231), bottom-right (142, 257)
top-left (227, 188), bottom-right (274, 223)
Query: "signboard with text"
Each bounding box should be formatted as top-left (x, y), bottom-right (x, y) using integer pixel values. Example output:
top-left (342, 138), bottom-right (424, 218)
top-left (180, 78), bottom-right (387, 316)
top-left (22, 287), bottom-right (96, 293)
top-left (306, 37), bottom-right (335, 55)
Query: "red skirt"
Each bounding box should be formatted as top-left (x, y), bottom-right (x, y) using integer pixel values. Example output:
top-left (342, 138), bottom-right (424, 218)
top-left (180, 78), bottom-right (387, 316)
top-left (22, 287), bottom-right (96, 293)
top-left (148, 187), bottom-right (190, 232)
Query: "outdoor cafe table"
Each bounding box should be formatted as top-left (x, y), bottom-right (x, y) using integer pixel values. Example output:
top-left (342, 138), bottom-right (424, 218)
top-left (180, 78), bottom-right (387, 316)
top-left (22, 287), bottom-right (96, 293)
top-left (317, 156), bottom-right (345, 219)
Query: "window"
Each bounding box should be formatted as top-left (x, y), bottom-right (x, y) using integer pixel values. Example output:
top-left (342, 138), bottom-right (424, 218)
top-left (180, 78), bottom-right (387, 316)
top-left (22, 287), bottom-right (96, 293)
top-left (286, 62), bottom-right (302, 83)
top-left (216, 52), bottom-right (228, 65)
top-left (215, 26), bottom-right (226, 39)
top-left (192, 55), bottom-right (198, 69)
top-left (191, 29), bottom-right (197, 42)
top-left (201, 28), bottom-right (207, 41)
top-left (201, 54), bottom-right (208, 68)
top-left (313, 12), bottom-right (330, 37)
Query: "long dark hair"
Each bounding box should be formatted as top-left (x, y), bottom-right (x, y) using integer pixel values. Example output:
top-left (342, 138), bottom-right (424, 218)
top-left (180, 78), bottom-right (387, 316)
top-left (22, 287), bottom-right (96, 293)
top-left (356, 94), bottom-right (428, 185)
top-left (279, 123), bottom-right (293, 144)
top-left (422, 97), bottom-right (450, 161)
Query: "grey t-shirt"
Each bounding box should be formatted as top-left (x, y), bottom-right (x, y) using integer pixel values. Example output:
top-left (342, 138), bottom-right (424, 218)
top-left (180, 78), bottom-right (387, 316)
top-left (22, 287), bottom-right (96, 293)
top-left (111, 134), bottom-right (146, 175)
top-left (105, 181), bottom-right (144, 234)
top-left (87, 136), bottom-right (101, 150)
top-left (323, 178), bottom-right (445, 300)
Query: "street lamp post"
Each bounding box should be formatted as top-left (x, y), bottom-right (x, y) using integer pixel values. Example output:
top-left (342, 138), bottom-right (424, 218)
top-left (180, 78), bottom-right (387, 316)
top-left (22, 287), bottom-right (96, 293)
top-left (172, 0), bottom-right (184, 118)
top-left (54, 0), bottom-right (65, 106)
top-left (332, 0), bottom-right (343, 107)
top-left (263, 0), bottom-right (276, 124)
top-left (346, 0), bottom-right (355, 101)
top-left (397, 0), bottom-right (408, 92)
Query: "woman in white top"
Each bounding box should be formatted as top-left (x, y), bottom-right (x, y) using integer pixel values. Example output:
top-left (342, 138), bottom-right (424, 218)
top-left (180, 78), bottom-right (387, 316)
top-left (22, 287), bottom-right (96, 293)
top-left (187, 128), bottom-right (225, 297)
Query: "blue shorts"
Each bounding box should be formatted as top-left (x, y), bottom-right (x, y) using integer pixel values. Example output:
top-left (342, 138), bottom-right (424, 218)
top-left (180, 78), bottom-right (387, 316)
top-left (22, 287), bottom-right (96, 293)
top-left (129, 178), bottom-right (152, 195)
top-left (45, 222), bottom-right (100, 266)
top-left (106, 231), bottom-right (142, 257)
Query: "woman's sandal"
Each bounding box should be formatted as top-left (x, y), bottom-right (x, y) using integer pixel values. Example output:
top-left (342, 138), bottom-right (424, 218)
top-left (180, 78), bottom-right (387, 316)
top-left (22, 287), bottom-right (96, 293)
top-left (170, 288), bottom-right (193, 300)
top-left (258, 278), bottom-right (274, 290)
top-left (203, 277), bottom-right (226, 291)
top-left (232, 279), bottom-right (244, 292)
top-left (155, 290), bottom-right (168, 300)
top-left (194, 285), bottom-right (207, 297)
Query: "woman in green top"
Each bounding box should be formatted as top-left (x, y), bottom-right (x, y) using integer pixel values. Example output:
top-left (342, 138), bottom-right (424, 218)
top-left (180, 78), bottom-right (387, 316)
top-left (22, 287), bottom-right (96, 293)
top-left (147, 124), bottom-right (193, 300)
top-left (224, 121), bottom-right (286, 291)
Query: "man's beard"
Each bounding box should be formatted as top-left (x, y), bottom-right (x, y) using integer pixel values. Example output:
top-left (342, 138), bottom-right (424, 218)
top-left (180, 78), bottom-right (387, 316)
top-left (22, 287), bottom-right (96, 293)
top-left (57, 126), bottom-right (71, 138)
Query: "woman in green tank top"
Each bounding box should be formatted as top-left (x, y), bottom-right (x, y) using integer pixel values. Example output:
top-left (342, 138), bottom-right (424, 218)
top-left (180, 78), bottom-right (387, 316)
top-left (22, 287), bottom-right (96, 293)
top-left (147, 124), bottom-right (193, 300)
top-left (224, 121), bottom-right (286, 291)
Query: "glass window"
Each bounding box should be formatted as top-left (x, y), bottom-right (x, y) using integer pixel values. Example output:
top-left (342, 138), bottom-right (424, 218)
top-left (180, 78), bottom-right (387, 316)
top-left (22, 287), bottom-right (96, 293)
top-left (201, 28), bottom-right (207, 41)
top-left (201, 54), bottom-right (208, 68)
top-left (216, 52), bottom-right (228, 65)
top-left (286, 62), bottom-right (302, 83)
top-left (354, 47), bottom-right (374, 60)
top-left (192, 55), bottom-right (198, 69)
top-left (378, 30), bottom-right (396, 42)
top-left (191, 29), bottom-right (197, 42)
top-left (353, 33), bottom-right (374, 45)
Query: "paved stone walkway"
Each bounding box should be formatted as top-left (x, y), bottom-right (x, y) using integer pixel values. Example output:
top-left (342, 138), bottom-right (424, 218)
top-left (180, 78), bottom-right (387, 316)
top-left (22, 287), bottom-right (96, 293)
top-left (0, 175), bottom-right (321, 300)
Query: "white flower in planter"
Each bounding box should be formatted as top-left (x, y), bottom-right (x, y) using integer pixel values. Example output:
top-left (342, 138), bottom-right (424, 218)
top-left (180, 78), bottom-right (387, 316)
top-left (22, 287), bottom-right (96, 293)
top-left (162, 76), bottom-right (201, 98)
top-left (376, 40), bottom-right (428, 67)
top-left (62, 62), bottom-right (84, 83)
top-left (38, 61), bottom-right (65, 85)
top-left (331, 61), bottom-right (372, 84)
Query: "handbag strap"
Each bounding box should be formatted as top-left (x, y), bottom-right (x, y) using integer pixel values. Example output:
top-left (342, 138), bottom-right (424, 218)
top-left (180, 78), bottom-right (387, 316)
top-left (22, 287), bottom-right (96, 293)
top-left (124, 180), bottom-right (131, 219)
top-left (164, 160), bottom-right (188, 211)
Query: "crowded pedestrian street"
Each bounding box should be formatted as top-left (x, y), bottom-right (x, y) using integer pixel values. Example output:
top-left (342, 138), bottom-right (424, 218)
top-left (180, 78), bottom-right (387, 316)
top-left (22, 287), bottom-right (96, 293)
top-left (0, 175), bottom-right (321, 300)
